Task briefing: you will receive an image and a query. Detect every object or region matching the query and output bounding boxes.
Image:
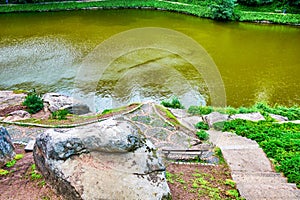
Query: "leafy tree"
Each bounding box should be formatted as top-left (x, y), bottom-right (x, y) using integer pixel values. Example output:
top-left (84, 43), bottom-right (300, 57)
top-left (238, 0), bottom-right (273, 6)
top-left (209, 0), bottom-right (237, 20)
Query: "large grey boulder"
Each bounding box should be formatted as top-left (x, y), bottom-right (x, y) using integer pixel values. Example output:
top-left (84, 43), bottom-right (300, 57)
top-left (0, 126), bottom-right (15, 167)
top-left (33, 119), bottom-right (171, 200)
top-left (42, 93), bottom-right (91, 115)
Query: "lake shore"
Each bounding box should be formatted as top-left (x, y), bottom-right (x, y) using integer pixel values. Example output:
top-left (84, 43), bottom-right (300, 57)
top-left (0, 0), bottom-right (300, 25)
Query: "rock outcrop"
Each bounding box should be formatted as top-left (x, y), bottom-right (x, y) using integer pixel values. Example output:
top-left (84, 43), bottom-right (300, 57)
top-left (42, 93), bottom-right (91, 115)
top-left (0, 126), bottom-right (15, 167)
top-left (270, 114), bottom-right (288, 122)
top-left (204, 112), bottom-right (229, 128)
top-left (33, 119), bottom-right (171, 200)
top-left (3, 110), bottom-right (31, 122)
top-left (0, 91), bottom-right (26, 110)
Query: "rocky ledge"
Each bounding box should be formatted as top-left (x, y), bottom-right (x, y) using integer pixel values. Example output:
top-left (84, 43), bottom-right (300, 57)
top-left (33, 118), bottom-right (171, 200)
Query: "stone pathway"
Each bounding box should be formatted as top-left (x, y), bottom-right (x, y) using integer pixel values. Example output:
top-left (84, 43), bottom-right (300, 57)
top-left (3, 101), bottom-right (300, 199)
top-left (208, 130), bottom-right (300, 200)
top-left (172, 108), bottom-right (300, 199)
top-left (123, 103), bottom-right (215, 161)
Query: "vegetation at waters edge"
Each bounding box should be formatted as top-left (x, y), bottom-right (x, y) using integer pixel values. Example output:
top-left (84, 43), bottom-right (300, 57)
top-left (51, 109), bottom-right (69, 120)
top-left (0, 0), bottom-right (299, 25)
top-left (161, 96), bottom-right (184, 109)
top-left (188, 102), bottom-right (300, 120)
top-left (22, 90), bottom-right (44, 114)
top-left (222, 119), bottom-right (300, 188)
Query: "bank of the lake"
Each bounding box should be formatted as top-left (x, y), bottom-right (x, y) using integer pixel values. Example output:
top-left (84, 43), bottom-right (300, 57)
top-left (0, 0), bottom-right (300, 25)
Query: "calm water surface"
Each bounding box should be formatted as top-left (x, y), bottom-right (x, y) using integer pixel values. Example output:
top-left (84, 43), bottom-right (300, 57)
top-left (0, 10), bottom-right (299, 110)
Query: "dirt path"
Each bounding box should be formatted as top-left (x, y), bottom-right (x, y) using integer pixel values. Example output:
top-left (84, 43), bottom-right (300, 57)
top-left (0, 144), bottom-right (63, 200)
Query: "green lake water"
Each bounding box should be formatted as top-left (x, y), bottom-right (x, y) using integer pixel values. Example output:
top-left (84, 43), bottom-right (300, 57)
top-left (0, 9), bottom-right (299, 110)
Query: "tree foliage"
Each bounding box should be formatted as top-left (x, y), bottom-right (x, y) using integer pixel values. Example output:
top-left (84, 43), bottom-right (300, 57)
top-left (209, 0), bottom-right (237, 20)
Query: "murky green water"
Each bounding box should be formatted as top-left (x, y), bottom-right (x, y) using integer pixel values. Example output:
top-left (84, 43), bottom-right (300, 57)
top-left (1, 10), bottom-right (299, 110)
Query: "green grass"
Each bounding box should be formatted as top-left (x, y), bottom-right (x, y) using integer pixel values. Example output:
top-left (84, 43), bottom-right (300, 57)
top-left (14, 154), bottom-right (24, 160)
top-left (222, 119), bottom-right (300, 188)
top-left (189, 102), bottom-right (300, 121)
top-left (30, 164), bottom-right (43, 180)
top-left (0, 169), bottom-right (9, 176)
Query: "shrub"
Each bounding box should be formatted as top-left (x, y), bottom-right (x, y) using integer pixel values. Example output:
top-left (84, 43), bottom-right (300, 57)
top-left (209, 0), bottom-right (237, 20)
top-left (278, 156), bottom-right (300, 188)
top-left (196, 130), bottom-right (209, 140)
top-left (195, 121), bottom-right (209, 130)
top-left (22, 90), bottom-right (44, 114)
top-left (238, 0), bottom-right (273, 6)
top-left (51, 109), bottom-right (69, 120)
top-left (5, 159), bottom-right (16, 168)
top-left (188, 106), bottom-right (213, 115)
top-left (161, 96), bottom-right (184, 109)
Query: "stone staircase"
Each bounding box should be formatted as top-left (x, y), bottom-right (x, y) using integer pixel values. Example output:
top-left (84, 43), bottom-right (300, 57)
top-left (208, 130), bottom-right (300, 200)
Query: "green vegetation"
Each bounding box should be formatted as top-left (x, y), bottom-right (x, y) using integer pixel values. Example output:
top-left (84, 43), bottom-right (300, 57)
top-left (155, 104), bottom-right (181, 126)
top-left (5, 159), bottom-right (16, 168)
top-left (209, 0), bottom-right (237, 20)
top-left (51, 109), bottom-right (69, 120)
top-left (161, 96), bottom-right (184, 109)
top-left (195, 121), bottom-right (209, 130)
top-left (22, 90), bottom-right (44, 114)
top-left (0, 169), bottom-right (9, 176)
top-left (188, 105), bottom-right (213, 115)
top-left (226, 189), bottom-right (240, 198)
top-left (0, 0), bottom-right (299, 24)
top-left (214, 147), bottom-right (226, 164)
top-left (224, 179), bottom-right (236, 188)
top-left (14, 154), bottom-right (24, 160)
top-left (188, 102), bottom-right (300, 121)
top-left (30, 164), bottom-right (43, 180)
top-left (222, 119), bottom-right (300, 188)
top-left (0, 153), bottom-right (25, 175)
top-left (196, 130), bottom-right (209, 141)
top-left (166, 170), bottom-right (243, 199)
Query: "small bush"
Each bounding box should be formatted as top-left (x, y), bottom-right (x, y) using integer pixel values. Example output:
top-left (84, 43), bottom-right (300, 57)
top-left (196, 130), bottom-right (209, 140)
top-left (14, 154), bottom-right (24, 160)
top-left (209, 0), bottom-right (237, 20)
top-left (0, 169), bottom-right (9, 176)
top-left (161, 96), bottom-right (184, 109)
top-left (5, 159), bottom-right (16, 168)
top-left (22, 90), bottom-right (44, 114)
top-left (188, 106), bottom-right (213, 115)
top-left (195, 121), bottom-right (209, 130)
top-left (51, 109), bottom-right (69, 120)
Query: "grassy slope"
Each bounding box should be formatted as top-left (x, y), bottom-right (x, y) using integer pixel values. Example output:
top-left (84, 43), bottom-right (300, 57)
top-left (0, 0), bottom-right (299, 25)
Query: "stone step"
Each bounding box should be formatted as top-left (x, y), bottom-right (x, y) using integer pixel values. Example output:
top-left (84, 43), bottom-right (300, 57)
top-left (232, 172), bottom-right (288, 184)
top-left (221, 148), bottom-right (273, 172)
top-left (236, 182), bottom-right (300, 200)
top-left (24, 139), bottom-right (35, 152)
top-left (207, 130), bottom-right (259, 149)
